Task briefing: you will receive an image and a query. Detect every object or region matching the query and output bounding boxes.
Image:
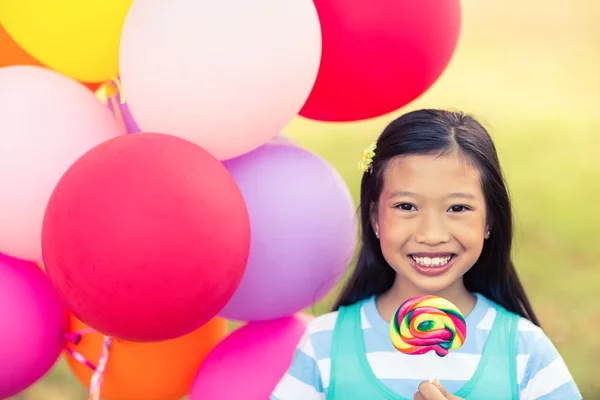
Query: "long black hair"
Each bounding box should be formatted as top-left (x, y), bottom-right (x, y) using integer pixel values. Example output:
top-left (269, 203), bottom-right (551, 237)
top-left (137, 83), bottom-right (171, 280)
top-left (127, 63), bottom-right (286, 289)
top-left (332, 109), bottom-right (540, 326)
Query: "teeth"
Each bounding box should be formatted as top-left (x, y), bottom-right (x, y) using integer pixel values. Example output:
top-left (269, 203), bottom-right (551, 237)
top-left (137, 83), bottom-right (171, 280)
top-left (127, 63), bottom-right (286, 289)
top-left (412, 255), bottom-right (452, 267)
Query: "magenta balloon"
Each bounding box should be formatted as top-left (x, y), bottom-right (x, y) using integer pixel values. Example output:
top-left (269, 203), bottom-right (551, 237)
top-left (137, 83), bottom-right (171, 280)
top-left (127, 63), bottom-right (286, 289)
top-left (190, 314), bottom-right (311, 399)
top-left (299, 0), bottom-right (461, 122)
top-left (0, 254), bottom-right (66, 398)
top-left (220, 142), bottom-right (357, 321)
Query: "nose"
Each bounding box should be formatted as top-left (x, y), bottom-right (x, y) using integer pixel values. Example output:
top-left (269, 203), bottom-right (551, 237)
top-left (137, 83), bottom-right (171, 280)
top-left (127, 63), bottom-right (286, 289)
top-left (414, 212), bottom-right (451, 246)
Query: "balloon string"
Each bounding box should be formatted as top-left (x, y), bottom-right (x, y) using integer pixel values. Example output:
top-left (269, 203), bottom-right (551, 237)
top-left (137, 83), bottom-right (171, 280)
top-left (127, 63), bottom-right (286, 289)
top-left (109, 95), bottom-right (127, 134)
top-left (63, 330), bottom-right (99, 371)
top-left (110, 76), bottom-right (126, 104)
top-left (89, 336), bottom-right (112, 400)
top-left (64, 347), bottom-right (97, 371)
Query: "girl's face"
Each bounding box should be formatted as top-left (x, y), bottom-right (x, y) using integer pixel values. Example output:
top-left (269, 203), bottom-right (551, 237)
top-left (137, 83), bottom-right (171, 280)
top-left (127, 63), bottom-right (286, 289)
top-left (371, 152), bottom-right (488, 295)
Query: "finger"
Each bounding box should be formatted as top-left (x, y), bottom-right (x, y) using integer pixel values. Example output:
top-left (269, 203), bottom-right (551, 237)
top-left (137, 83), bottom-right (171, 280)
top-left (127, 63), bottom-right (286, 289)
top-left (414, 392), bottom-right (426, 400)
top-left (431, 379), bottom-right (460, 399)
top-left (432, 379), bottom-right (451, 397)
top-left (417, 382), bottom-right (447, 400)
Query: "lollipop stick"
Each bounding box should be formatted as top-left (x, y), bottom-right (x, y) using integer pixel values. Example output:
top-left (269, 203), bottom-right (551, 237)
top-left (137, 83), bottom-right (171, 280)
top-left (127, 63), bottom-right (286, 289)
top-left (429, 351), bottom-right (437, 383)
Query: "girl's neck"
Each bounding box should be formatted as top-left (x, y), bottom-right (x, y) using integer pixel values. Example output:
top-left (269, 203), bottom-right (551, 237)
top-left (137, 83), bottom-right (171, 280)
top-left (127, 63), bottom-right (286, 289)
top-left (375, 276), bottom-right (477, 323)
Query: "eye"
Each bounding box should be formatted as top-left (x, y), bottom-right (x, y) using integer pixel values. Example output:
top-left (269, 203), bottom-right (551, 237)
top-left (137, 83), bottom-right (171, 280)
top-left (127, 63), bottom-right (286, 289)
top-left (448, 205), bottom-right (470, 213)
top-left (395, 203), bottom-right (417, 211)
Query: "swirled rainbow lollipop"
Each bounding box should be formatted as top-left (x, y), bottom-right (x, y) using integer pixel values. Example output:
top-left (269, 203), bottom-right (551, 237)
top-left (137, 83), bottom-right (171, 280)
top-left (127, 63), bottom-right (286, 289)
top-left (390, 295), bottom-right (467, 357)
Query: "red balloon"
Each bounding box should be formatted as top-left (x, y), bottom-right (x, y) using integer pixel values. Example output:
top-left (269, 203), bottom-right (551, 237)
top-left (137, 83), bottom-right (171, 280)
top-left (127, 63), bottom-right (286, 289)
top-left (299, 0), bottom-right (461, 122)
top-left (42, 133), bottom-right (250, 342)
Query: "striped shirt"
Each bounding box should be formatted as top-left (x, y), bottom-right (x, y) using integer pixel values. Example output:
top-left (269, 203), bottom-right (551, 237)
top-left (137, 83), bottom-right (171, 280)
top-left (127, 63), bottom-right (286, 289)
top-left (271, 293), bottom-right (581, 399)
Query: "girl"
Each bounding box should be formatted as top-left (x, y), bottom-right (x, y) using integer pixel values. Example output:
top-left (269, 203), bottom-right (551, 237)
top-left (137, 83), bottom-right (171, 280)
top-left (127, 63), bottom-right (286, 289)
top-left (271, 110), bottom-right (581, 400)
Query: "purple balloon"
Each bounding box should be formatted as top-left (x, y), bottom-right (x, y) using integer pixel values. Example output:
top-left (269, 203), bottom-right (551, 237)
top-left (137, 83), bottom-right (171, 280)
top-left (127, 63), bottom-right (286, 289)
top-left (219, 142), bottom-right (357, 321)
top-left (0, 254), bottom-right (66, 398)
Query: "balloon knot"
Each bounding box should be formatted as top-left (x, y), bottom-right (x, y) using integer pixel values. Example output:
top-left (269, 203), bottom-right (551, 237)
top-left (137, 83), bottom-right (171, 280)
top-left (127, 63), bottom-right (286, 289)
top-left (95, 76), bottom-right (125, 105)
top-left (110, 76), bottom-right (126, 105)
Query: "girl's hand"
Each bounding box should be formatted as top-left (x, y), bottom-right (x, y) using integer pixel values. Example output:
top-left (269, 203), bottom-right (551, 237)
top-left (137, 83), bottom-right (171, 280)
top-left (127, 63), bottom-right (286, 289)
top-left (414, 380), bottom-right (464, 400)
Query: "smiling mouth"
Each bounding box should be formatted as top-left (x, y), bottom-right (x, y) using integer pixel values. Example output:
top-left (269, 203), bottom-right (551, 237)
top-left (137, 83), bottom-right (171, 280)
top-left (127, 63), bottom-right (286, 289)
top-left (409, 254), bottom-right (455, 267)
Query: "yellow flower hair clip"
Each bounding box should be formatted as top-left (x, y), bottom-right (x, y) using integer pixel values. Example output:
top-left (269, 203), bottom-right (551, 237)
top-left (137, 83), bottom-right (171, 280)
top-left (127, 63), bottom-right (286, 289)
top-left (359, 141), bottom-right (377, 173)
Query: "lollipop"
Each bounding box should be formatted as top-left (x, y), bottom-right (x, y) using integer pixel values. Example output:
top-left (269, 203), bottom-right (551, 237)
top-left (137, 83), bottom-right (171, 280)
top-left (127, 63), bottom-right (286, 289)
top-left (390, 295), bottom-right (467, 357)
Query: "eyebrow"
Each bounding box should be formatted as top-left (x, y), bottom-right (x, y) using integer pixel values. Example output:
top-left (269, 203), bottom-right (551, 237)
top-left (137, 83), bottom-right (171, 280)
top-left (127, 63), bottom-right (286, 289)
top-left (389, 191), bottom-right (476, 200)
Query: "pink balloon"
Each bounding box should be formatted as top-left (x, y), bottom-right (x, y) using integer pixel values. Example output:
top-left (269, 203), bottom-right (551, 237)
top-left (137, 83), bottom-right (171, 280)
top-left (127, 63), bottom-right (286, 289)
top-left (0, 66), bottom-right (122, 262)
top-left (119, 0), bottom-right (322, 160)
top-left (190, 314), bottom-right (311, 399)
top-left (0, 254), bottom-right (66, 398)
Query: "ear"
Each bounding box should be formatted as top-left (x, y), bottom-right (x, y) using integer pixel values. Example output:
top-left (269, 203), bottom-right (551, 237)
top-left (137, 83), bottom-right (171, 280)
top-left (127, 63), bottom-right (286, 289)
top-left (484, 211), bottom-right (493, 239)
top-left (484, 224), bottom-right (491, 239)
top-left (369, 201), bottom-right (379, 239)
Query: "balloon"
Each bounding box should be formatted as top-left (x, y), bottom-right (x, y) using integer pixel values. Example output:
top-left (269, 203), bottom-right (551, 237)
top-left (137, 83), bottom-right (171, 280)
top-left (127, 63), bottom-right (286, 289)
top-left (0, 254), bottom-right (66, 398)
top-left (42, 133), bottom-right (250, 342)
top-left (119, 0), bottom-right (322, 160)
top-left (190, 314), bottom-right (311, 400)
top-left (299, 0), bottom-right (462, 122)
top-left (0, 24), bottom-right (41, 68)
top-left (0, 26), bottom-right (100, 91)
top-left (64, 315), bottom-right (227, 400)
top-left (0, 0), bottom-right (133, 83)
top-left (220, 142), bottom-right (357, 321)
top-left (0, 66), bottom-right (122, 262)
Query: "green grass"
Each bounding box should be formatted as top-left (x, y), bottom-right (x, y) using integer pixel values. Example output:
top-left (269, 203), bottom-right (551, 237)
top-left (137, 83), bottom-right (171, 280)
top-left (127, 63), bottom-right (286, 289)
top-left (15, 1), bottom-right (600, 399)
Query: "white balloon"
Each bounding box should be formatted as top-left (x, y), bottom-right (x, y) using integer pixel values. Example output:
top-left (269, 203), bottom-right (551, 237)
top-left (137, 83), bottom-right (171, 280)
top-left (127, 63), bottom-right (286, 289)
top-left (0, 66), bottom-right (122, 262)
top-left (119, 0), bottom-right (322, 160)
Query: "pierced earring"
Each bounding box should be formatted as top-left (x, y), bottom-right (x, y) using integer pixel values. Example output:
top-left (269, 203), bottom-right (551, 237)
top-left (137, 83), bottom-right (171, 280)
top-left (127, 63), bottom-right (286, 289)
top-left (375, 230), bottom-right (380, 239)
top-left (485, 230), bottom-right (490, 238)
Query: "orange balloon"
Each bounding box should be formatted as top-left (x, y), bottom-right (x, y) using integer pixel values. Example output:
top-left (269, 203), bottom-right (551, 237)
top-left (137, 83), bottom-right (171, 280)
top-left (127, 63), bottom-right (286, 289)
top-left (0, 25), bottom-right (41, 67)
top-left (0, 25), bottom-right (101, 91)
top-left (64, 313), bottom-right (228, 400)
top-left (85, 82), bottom-right (102, 91)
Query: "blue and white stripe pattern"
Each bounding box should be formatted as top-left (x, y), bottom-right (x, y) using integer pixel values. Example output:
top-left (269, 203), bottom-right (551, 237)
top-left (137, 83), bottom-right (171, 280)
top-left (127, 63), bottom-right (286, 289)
top-left (271, 293), bottom-right (581, 399)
